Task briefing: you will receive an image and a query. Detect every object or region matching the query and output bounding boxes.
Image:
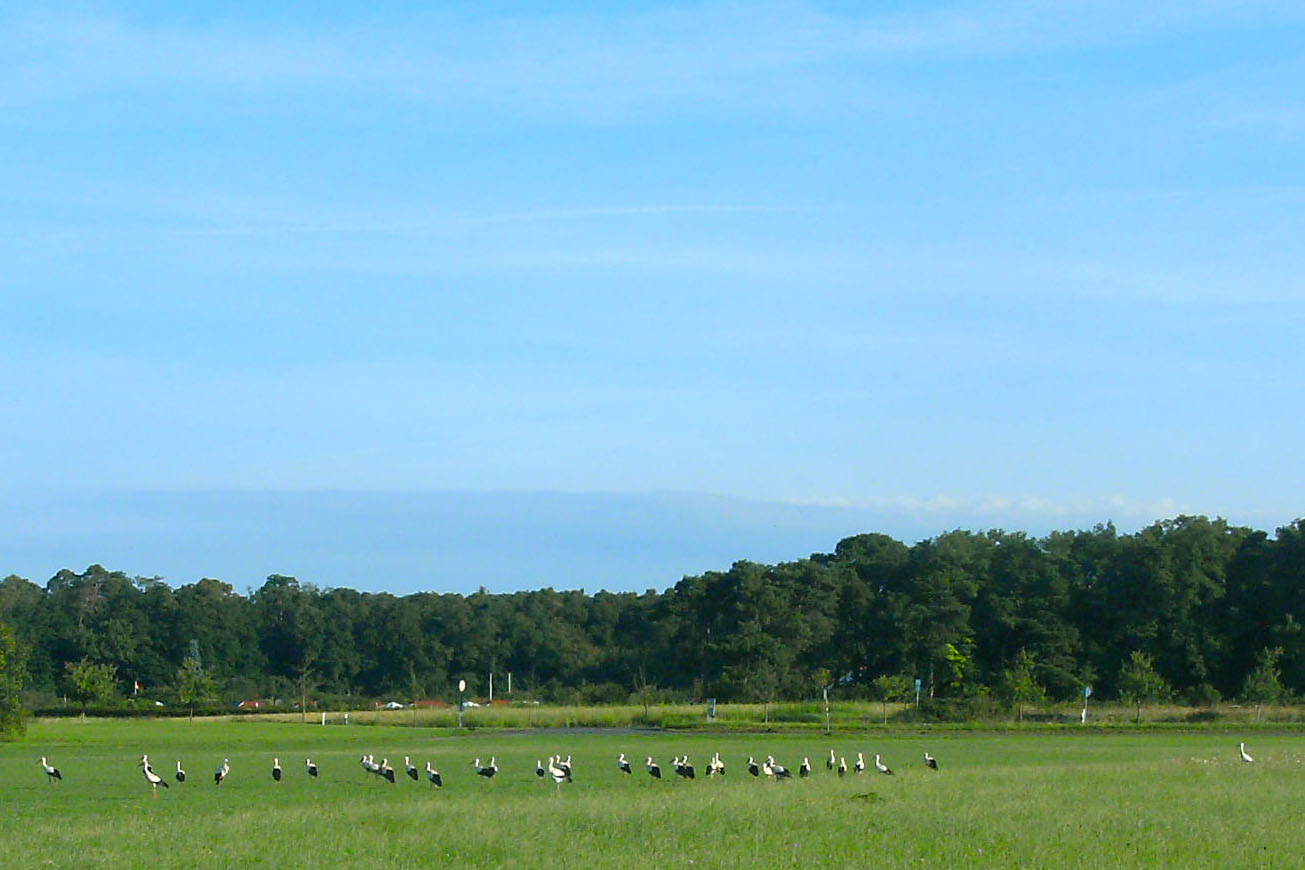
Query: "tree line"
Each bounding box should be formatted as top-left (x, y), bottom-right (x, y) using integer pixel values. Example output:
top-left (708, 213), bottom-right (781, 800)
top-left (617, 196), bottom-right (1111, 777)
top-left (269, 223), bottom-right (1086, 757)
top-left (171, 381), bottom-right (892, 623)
top-left (1, 515), bottom-right (1302, 717)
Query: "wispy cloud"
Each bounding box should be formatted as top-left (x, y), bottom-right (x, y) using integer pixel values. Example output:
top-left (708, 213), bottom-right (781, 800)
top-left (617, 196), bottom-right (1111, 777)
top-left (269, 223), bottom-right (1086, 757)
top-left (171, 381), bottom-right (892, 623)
top-left (783, 492), bottom-right (1190, 522)
top-left (163, 204), bottom-right (792, 236)
top-left (3, 2), bottom-right (1301, 118)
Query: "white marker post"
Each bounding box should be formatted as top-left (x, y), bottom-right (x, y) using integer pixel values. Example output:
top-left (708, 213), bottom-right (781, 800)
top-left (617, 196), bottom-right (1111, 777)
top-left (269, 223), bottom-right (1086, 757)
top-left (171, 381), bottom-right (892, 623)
top-left (458, 679), bottom-right (467, 729)
top-left (1081, 685), bottom-right (1092, 724)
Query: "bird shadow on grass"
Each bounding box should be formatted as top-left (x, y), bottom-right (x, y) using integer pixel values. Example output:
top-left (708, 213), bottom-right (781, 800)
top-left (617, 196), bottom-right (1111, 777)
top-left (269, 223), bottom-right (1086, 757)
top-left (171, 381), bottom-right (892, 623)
top-left (848, 792), bottom-right (882, 803)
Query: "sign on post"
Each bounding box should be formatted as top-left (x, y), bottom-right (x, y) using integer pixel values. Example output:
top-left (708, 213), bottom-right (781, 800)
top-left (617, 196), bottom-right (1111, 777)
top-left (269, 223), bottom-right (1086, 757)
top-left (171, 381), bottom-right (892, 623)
top-left (707, 698), bottom-right (716, 720)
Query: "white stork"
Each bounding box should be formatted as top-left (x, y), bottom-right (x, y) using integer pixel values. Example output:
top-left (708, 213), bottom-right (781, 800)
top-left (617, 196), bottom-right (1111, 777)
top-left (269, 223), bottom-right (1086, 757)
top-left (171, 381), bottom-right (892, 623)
top-left (536, 759), bottom-right (546, 779)
top-left (175, 760), bottom-right (186, 783)
top-left (676, 755), bottom-right (695, 780)
top-left (874, 754), bottom-right (893, 775)
top-left (306, 758), bottom-right (318, 779)
top-left (645, 756), bottom-right (661, 780)
top-left (272, 758), bottom-right (282, 782)
top-left (38, 756), bottom-right (62, 784)
top-left (215, 758), bottom-right (230, 786)
top-left (827, 749), bottom-right (836, 771)
top-left (747, 756), bottom-right (761, 777)
top-left (425, 761), bottom-right (442, 787)
top-left (1239, 742), bottom-right (1254, 763)
top-left (405, 756), bottom-right (419, 782)
top-left (379, 758), bottom-right (397, 783)
top-left (546, 756), bottom-right (572, 792)
top-left (617, 753), bottom-right (632, 776)
top-left (766, 755), bottom-right (792, 779)
top-left (853, 752), bottom-right (866, 774)
top-left (924, 752), bottom-right (939, 771)
top-left (139, 755), bottom-right (168, 796)
top-left (707, 753), bottom-right (725, 777)
top-left (837, 756), bottom-right (848, 777)
top-left (474, 757), bottom-right (497, 780)
top-left (362, 754), bottom-right (380, 777)
top-left (799, 757), bottom-right (812, 777)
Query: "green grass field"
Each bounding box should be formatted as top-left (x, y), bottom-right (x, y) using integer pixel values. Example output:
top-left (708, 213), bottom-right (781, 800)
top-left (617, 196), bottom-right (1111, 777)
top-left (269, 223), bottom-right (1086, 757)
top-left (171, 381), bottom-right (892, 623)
top-left (4, 718), bottom-right (1302, 868)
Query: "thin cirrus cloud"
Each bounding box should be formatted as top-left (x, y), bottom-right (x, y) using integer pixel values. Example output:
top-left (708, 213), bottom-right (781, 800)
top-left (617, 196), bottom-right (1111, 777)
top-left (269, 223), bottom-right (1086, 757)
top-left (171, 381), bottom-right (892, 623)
top-left (783, 492), bottom-right (1188, 522)
top-left (4, 2), bottom-right (1301, 116)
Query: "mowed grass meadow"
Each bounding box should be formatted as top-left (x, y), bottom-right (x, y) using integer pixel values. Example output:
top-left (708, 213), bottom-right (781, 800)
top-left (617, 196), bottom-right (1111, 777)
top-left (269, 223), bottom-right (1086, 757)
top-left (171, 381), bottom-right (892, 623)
top-left (4, 718), bottom-right (1302, 869)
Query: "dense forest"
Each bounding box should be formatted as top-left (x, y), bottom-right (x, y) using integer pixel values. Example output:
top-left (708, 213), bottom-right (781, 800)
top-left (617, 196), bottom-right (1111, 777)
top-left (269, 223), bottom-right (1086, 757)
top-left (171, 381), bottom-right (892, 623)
top-left (1, 515), bottom-right (1303, 711)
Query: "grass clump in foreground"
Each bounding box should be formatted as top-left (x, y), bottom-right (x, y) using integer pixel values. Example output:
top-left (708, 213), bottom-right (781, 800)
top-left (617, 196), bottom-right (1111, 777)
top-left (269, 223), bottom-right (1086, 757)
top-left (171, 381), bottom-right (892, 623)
top-left (3, 718), bottom-right (1302, 868)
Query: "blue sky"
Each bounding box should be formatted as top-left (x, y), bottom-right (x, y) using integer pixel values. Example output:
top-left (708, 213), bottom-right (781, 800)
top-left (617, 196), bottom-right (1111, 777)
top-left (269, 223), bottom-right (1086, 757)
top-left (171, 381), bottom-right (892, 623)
top-left (2, 2), bottom-right (1303, 593)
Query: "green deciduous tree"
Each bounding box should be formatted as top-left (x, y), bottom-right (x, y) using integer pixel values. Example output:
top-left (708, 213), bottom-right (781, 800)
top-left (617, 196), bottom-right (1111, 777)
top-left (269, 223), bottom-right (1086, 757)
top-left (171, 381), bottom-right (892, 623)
top-left (295, 655), bottom-right (319, 725)
top-left (65, 658), bottom-right (118, 716)
top-left (1118, 650), bottom-right (1169, 724)
top-left (176, 655), bottom-right (215, 720)
top-left (1241, 646), bottom-right (1284, 722)
top-left (871, 674), bottom-right (911, 724)
top-left (632, 664), bottom-right (658, 724)
top-left (1001, 649), bottom-right (1046, 723)
top-left (0, 620), bottom-right (28, 740)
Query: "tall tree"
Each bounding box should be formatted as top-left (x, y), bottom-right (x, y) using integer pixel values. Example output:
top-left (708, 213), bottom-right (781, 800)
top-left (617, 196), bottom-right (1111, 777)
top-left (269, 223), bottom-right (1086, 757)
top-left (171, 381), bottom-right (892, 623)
top-left (903, 533), bottom-right (982, 697)
top-left (0, 620), bottom-right (27, 740)
top-left (252, 575), bottom-right (324, 691)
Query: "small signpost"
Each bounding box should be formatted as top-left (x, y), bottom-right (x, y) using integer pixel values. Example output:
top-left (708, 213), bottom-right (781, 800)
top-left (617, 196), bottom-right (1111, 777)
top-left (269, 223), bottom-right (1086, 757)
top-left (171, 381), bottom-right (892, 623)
top-left (458, 679), bottom-right (467, 729)
top-left (707, 698), bottom-right (716, 720)
top-left (1081, 685), bottom-right (1092, 724)
top-left (914, 678), bottom-right (922, 710)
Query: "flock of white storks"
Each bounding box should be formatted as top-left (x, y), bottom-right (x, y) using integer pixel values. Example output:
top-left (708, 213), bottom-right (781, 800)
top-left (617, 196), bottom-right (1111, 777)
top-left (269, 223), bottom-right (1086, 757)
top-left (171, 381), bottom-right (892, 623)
top-left (35, 742), bottom-right (1257, 795)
